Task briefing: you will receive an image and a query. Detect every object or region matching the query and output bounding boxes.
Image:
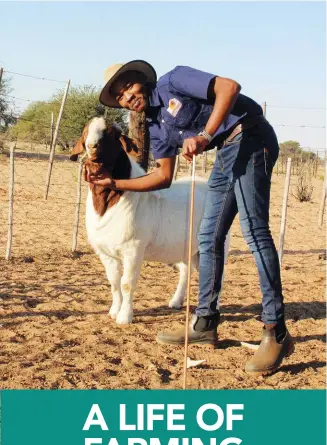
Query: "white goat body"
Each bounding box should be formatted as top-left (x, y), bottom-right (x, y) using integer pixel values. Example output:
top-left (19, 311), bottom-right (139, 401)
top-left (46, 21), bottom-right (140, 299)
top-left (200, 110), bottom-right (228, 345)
top-left (86, 160), bottom-right (229, 325)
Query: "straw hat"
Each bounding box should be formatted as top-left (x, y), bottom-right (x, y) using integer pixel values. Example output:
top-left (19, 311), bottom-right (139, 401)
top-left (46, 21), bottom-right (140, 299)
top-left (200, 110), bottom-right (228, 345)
top-left (99, 60), bottom-right (157, 108)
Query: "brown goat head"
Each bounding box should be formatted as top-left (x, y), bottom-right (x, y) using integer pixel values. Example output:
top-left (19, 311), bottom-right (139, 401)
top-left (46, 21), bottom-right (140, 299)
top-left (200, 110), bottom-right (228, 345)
top-left (70, 117), bottom-right (139, 216)
top-left (70, 118), bottom-right (138, 165)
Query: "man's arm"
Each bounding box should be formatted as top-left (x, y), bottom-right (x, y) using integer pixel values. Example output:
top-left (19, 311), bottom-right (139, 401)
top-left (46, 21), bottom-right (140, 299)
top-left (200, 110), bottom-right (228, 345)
top-left (88, 156), bottom-right (176, 192)
top-left (205, 76), bottom-right (241, 136)
top-left (183, 76), bottom-right (241, 161)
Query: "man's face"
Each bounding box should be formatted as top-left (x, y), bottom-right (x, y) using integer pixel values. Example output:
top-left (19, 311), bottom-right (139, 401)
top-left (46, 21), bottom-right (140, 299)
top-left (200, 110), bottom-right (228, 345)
top-left (111, 71), bottom-right (148, 112)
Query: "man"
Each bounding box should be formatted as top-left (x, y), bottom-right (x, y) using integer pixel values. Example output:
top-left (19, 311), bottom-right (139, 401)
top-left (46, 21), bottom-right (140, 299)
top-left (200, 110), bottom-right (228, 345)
top-left (93, 60), bottom-right (294, 375)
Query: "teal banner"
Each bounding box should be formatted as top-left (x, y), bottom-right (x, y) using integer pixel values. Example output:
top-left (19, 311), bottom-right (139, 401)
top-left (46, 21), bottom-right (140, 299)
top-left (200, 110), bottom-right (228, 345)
top-left (1, 390), bottom-right (326, 445)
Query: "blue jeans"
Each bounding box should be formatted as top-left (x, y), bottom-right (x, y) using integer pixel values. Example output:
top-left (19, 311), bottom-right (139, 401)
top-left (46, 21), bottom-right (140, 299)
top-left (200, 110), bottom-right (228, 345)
top-left (196, 122), bottom-right (284, 325)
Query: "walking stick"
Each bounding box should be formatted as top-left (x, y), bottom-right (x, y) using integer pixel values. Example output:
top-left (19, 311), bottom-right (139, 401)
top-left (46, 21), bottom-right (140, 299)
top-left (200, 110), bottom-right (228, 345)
top-left (183, 155), bottom-right (196, 389)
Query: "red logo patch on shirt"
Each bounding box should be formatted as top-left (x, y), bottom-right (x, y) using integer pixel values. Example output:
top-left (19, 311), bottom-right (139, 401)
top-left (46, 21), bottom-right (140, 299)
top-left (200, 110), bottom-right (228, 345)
top-left (167, 98), bottom-right (182, 117)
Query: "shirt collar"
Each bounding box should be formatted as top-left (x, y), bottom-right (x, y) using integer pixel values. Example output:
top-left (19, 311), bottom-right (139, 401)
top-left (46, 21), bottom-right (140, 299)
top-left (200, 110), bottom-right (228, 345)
top-left (148, 86), bottom-right (161, 108)
top-left (145, 86), bottom-right (162, 121)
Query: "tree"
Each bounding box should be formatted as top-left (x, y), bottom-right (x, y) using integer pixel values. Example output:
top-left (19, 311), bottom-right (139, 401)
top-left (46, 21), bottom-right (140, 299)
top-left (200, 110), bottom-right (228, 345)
top-left (0, 75), bottom-right (15, 132)
top-left (279, 140), bottom-right (302, 157)
top-left (10, 85), bottom-right (127, 150)
top-left (279, 140), bottom-right (316, 161)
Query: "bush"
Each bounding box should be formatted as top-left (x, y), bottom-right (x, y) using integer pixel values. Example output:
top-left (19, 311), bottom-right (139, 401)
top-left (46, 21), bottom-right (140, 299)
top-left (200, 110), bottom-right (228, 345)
top-left (0, 133), bottom-right (5, 153)
top-left (293, 161), bottom-right (314, 202)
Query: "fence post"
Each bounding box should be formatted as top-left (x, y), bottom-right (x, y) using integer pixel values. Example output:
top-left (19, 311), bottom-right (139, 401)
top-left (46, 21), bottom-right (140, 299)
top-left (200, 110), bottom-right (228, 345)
top-left (49, 112), bottom-right (54, 152)
top-left (44, 79), bottom-right (70, 200)
top-left (173, 154), bottom-right (180, 180)
top-left (314, 151), bottom-right (319, 178)
top-left (318, 157), bottom-right (326, 227)
top-left (128, 111), bottom-right (150, 172)
top-left (278, 158), bottom-right (292, 266)
top-left (5, 143), bottom-right (15, 260)
top-left (72, 159), bottom-right (83, 252)
top-left (202, 151), bottom-right (207, 175)
top-left (262, 101), bottom-right (266, 117)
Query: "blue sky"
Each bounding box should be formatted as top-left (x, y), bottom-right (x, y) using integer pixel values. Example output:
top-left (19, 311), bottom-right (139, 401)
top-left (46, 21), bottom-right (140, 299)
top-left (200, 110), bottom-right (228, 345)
top-left (0, 1), bottom-right (326, 151)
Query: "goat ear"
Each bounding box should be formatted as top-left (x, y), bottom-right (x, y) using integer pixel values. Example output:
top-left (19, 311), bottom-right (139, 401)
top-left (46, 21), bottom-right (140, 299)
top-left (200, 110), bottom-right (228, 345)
top-left (70, 136), bottom-right (84, 161)
top-left (119, 135), bottom-right (139, 155)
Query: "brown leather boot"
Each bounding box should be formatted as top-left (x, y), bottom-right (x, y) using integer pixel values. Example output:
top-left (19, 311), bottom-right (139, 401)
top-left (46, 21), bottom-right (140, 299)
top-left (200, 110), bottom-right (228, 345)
top-left (156, 314), bottom-right (219, 347)
top-left (245, 324), bottom-right (295, 376)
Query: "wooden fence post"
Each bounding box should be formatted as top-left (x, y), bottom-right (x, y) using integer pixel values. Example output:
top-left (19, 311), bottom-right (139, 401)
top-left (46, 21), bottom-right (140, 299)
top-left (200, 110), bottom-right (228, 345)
top-left (72, 159), bottom-right (83, 252)
top-left (202, 151), bottom-right (207, 175)
top-left (44, 79), bottom-right (70, 200)
top-left (173, 154), bottom-right (180, 180)
top-left (314, 151), bottom-right (319, 178)
top-left (262, 101), bottom-right (267, 117)
top-left (278, 158), bottom-right (292, 266)
top-left (49, 112), bottom-right (54, 152)
top-left (128, 111), bottom-right (150, 172)
top-left (5, 144), bottom-right (15, 260)
top-left (318, 175), bottom-right (326, 227)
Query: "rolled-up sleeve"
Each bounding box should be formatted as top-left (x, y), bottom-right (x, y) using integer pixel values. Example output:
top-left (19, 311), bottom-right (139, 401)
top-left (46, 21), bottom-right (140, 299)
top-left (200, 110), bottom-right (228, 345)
top-left (169, 66), bottom-right (216, 100)
top-left (149, 122), bottom-right (179, 160)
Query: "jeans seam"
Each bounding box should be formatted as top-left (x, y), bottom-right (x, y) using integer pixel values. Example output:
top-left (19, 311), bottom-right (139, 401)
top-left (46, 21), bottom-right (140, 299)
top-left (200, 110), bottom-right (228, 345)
top-left (251, 149), bottom-right (279, 323)
top-left (209, 181), bottom-right (231, 304)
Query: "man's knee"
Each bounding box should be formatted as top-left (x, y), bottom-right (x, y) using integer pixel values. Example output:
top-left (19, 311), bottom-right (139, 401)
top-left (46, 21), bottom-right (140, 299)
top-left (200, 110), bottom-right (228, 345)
top-left (240, 222), bottom-right (273, 251)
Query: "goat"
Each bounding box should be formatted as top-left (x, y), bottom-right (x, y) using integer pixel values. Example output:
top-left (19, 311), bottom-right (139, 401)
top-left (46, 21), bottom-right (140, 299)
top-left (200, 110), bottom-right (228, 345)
top-left (70, 117), bottom-right (230, 324)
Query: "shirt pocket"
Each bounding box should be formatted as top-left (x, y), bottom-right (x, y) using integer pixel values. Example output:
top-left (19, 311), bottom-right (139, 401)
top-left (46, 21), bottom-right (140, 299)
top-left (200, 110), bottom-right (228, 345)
top-left (163, 100), bottom-right (199, 129)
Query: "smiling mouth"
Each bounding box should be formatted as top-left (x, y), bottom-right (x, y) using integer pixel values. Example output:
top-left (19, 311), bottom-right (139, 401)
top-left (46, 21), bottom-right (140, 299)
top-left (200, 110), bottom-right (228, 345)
top-left (132, 98), bottom-right (141, 110)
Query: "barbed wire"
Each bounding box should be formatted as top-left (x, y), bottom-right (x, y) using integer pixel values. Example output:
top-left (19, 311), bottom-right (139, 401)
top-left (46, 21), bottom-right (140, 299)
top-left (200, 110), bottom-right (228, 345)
top-left (0, 150), bottom-right (325, 258)
top-left (2, 94), bottom-right (54, 104)
top-left (3, 69), bottom-right (67, 83)
top-left (0, 113), bottom-right (83, 133)
top-left (274, 124), bottom-right (325, 129)
top-left (1, 93), bottom-right (106, 107)
top-left (267, 104), bottom-right (326, 110)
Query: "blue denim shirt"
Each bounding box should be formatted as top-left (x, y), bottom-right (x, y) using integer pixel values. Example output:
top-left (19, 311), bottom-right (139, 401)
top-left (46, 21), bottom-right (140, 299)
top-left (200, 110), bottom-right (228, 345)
top-left (145, 66), bottom-right (263, 159)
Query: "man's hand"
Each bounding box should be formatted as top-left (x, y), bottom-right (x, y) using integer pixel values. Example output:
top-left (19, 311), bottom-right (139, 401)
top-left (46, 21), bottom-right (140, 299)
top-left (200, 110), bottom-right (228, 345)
top-left (182, 136), bottom-right (209, 162)
top-left (83, 162), bottom-right (116, 189)
top-left (88, 173), bottom-right (117, 188)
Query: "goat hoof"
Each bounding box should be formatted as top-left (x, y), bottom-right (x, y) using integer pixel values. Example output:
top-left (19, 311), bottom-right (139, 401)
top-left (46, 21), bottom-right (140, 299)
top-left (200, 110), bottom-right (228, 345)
top-left (108, 306), bottom-right (120, 320)
top-left (116, 311), bottom-right (133, 325)
top-left (168, 299), bottom-right (182, 309)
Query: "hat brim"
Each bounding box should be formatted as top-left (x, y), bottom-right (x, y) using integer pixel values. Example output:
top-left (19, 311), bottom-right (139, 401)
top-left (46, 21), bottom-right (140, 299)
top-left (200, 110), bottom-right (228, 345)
top-left (99, 60), bottom-right (157, 108)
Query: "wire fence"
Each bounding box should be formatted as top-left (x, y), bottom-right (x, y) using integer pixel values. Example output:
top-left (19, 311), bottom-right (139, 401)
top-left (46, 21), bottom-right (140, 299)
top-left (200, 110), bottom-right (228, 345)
top-left (0, 67), bottom-right (326, 259)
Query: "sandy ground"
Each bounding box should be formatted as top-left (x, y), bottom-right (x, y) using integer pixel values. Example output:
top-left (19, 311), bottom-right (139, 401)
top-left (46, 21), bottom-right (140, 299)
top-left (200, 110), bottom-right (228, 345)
top-left (0, 153), bottom-right (325, 389)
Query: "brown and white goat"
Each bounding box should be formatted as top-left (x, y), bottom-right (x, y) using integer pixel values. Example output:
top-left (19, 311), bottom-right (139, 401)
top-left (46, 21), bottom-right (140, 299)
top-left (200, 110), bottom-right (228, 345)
top-left (71, 117), bottom-right (230, 324)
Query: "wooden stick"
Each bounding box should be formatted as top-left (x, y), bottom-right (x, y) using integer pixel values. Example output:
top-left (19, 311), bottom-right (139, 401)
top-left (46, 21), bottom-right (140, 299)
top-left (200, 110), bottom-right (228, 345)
top-left (173, 153), bottom-right (180, 180)
top-left (5, 144), bottom-right (15, 260)
top-left (49, 112), bottom-right (54, 151)
top-left (278, 158), bottom-right (292, 266)
top-left (318, 178), bottom-right (326, 228)
top-left (262, 101), bottom-right (267, 117)
top-left (202, 152), bottom-right (207, 175)
top-left (183, 156), bottom-right (196, 390)
top-left (315, 151), bottom-right (318, 178)
top-left (72, 159), bottom-right (83, 252)
top-left (44, 79), bottom-right (70, 200)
